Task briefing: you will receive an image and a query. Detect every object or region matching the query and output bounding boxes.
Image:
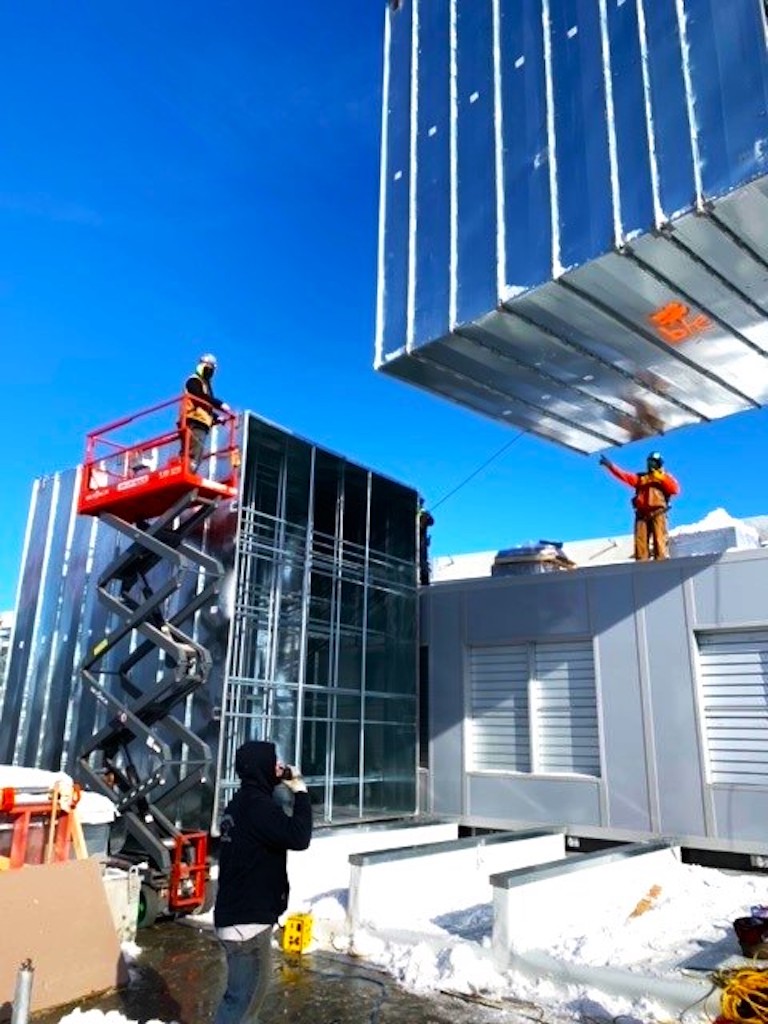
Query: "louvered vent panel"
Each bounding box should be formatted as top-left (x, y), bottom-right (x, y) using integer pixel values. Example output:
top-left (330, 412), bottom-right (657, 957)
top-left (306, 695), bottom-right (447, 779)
top-left (533, 642), bottom-right (600, 777)
top-left (468, 646), bottom-right (530, 772)
top-left (698, 631), bottom-right (768, 785)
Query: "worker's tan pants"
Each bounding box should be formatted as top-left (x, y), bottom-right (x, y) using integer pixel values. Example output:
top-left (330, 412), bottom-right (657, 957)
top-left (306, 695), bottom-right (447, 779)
top-left (634, 511), bottom-right (669, 560)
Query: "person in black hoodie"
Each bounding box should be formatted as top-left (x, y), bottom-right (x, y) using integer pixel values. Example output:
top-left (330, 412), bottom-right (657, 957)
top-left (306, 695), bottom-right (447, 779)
top-left (213, 740), bottom-right (312, 1024)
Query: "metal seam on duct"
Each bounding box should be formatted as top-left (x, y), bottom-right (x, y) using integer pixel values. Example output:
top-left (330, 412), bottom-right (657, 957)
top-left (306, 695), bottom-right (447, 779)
top-left (375, 8), bottom-right (393, 367)
top-left (37, 469), bottom-right (81, 766)
top-left (673, 0), bottom-right (703, 208)
top-left (635, 0), bottom-right (663, 228)
top-left (408, 351), bottom-right (594, 454)
top-left (623, 244), bottom-right (768, 367)
top-left (449, 0), bottom-right (459, 327)
top-left (15, 472), bottom-right (61, 763)
top-left (406, 0), bottom-right (420, 351)
top-left (706, 205), bottom-right (768, 278)
top-left (541, 0), bottom-right (562, 277)
top-left (492, 0), bottom-right (506, 298)
top-left (0, 478), bottom-right (40, 717)
top-left (415, 346), bottom-right (620, 445)
top-left (455, 324), bottom-right (644, 423)
top-left (500, 301), bottom-right (707, 422)
top-left (662, 229), bottom-right (768, 323)
top-left (597, 0), bottom-right (623, 248)
top-left (556, 274), bottom-right (754, 410)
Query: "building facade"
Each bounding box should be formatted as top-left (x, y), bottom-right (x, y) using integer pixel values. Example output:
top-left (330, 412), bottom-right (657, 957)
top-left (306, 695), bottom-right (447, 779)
top-left (0, 413), bottom-right (419, 830)
top-left (424, 546), bottom-right (768, 854)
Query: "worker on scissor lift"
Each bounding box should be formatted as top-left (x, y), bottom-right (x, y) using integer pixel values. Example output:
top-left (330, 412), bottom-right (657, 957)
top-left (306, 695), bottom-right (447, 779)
top-left (180, 353), bottom-right (231, 472)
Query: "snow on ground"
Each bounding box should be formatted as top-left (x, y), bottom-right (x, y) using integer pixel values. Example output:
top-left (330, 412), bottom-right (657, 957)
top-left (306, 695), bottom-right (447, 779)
top-left (56, 836), bottom-right (768, 1024)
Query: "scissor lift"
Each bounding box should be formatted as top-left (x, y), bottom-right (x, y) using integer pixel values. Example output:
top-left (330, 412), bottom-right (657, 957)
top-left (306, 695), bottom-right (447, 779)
top-left (76, 395), bottom-right (239, 925)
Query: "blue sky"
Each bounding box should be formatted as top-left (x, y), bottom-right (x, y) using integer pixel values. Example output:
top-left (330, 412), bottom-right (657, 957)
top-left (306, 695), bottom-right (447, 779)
top-left (2, 2), bottom-right (768, 610)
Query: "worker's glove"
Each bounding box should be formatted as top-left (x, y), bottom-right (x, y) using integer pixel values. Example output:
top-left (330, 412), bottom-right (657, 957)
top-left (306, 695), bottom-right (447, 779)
top-left (599, 455), bottom-right (610, 467)
top-left (221, 402), bottom-right (232, 413)
top-left (282, 769), bottom-right (308, 795)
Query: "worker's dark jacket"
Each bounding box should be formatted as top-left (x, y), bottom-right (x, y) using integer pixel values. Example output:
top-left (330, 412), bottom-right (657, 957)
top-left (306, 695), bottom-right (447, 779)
top-left (214, 742), bottom-right (312, 928)
top-left (182, 371), bottom-right (224, 432)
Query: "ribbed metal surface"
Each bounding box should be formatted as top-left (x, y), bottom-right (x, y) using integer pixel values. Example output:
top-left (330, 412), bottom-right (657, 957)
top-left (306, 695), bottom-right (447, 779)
top-left (377, 0), bottom-right (768, 453)
top-left (469, 645), bottom-right (531, 771)
top-left (469, 640), bottom-right (599, 775)
top-left (533, 642), bottom-right (599, 776)
top-left (697, 629), bottom-right (768, 786)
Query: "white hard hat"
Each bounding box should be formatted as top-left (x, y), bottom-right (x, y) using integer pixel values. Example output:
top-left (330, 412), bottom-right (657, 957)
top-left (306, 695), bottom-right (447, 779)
top-left (199, 353), bottom-right (217, 369)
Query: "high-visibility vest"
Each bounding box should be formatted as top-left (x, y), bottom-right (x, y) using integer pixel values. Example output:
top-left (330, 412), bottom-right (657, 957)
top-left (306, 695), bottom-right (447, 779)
top-left (182, 372), bottom-right (215, 430)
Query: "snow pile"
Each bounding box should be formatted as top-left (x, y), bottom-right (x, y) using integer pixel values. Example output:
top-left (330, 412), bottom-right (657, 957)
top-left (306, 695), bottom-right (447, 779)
top-left (55, 833), bottom-right (768, 1024)
top-left (58, 1013), bottom-right (170, 1024)
top-left (671, 507), bottom-right (754, 536)
top-left (670, 507), bottom-right (760, 551)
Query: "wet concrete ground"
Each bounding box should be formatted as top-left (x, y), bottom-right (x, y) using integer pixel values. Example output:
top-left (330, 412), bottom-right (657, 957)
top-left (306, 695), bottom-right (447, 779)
top-left (32, 920), bottom-right (530, 1024)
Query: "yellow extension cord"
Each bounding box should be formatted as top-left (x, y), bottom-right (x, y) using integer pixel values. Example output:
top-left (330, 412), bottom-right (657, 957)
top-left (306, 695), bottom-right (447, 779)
top-left (712, 967), bottom-right (768, 1023)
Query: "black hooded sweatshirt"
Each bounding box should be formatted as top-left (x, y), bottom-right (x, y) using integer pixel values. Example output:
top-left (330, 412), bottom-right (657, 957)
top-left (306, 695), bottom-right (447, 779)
top-left (214, 741), bottom-right (312, 928)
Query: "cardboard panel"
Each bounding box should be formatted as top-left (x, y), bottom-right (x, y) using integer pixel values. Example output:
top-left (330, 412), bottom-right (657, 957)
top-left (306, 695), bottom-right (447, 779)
top-left (0, 859), bottom-right (127, 1021)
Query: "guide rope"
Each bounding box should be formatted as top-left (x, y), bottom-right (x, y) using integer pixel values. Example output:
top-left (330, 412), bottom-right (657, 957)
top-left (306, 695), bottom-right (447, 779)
top-left (431, 430), bottom-right (525, 511)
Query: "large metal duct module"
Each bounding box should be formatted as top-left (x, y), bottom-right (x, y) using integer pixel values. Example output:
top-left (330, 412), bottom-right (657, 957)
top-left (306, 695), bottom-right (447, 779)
top-left (376, 0), bottom-right (768, 453)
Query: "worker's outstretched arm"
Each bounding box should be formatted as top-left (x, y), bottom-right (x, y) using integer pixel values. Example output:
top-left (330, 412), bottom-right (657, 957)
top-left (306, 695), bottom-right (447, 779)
top-left (599, 456), bottom-right (638, 488)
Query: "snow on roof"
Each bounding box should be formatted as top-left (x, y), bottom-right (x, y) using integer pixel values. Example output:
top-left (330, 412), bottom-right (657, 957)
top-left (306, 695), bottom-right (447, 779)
top-left (432, 509), bottom-right (768, 583)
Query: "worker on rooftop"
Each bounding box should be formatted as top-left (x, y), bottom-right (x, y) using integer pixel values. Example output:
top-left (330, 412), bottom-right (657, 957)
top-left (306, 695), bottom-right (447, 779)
top-left (180, 353), bottom-right (230, 473)
top-left (599, 450), bottom-right (680, 561)
top-left (418, 498), bottom-right (435, 585)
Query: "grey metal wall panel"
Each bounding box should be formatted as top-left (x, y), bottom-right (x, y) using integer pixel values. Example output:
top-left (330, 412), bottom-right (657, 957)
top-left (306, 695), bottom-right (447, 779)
top-left (637, 571), bottom-right (708, 837)
top-left (464, 575), bottom-right (590, 642)
top-left (377, 0), bottom-right (768, 453)
top-left (712, 788), bottom-right (768, 845)
top-left (592, 576), bottom-right (653, 832)
top-left (414, 0), bottom-right (451, 348)
top-left (425, 587), bottom-right (465, 814)
top-left (456, 0), bottom-right (498, 325)
top-left (468, 772), bottom-right (602, 826)
top-left (693, 554), bottom-right (768, 627)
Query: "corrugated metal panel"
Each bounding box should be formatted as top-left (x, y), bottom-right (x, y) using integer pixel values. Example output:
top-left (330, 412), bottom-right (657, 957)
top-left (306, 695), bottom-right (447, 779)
top-left (533, 642), bottom-right (600, 776)
top-left (469, 645), bottom-right (531, 772)
top-left (377, 0), bottom-right (768, 454)
top-left (697, 629), bottom-right (768, 786)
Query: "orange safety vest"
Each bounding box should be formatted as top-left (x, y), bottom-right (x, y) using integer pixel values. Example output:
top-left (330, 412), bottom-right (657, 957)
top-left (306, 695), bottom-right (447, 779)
top-left (182, 372), bottom-right (215, 430)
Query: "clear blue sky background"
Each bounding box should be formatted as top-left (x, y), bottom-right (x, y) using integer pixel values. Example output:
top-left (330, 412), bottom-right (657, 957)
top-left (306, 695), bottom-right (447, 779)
top-left (1, 2), bottom-right (767, 610)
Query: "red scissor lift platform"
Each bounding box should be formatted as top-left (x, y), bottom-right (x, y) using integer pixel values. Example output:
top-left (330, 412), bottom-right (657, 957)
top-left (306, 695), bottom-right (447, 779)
top-left (75, 396), bottom-right (239, 925)
top-left (78, 394), bottom-right (239, 522)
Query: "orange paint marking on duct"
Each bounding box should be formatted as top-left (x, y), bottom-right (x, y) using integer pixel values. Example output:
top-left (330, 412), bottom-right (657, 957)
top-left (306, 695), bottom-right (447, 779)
top-left (648, 301), bottom-right (712, 344)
